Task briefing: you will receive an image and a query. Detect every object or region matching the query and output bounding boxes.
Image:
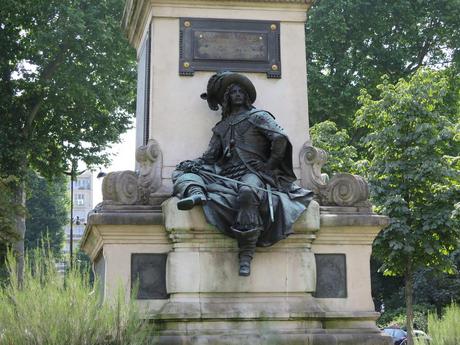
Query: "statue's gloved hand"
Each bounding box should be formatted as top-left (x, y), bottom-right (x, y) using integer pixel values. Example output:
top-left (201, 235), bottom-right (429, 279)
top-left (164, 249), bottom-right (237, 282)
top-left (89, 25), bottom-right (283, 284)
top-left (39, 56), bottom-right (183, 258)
top-left (176, 160), bottom-right (203, 173)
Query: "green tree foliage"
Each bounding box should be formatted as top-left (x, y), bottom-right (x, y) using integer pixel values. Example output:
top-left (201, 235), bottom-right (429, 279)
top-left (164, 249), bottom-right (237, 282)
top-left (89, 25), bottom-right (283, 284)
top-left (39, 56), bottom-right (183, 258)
top-left (25, 172), bottom-right (68, 258)
top-left (306, 0), bottom-right (460, 129)
top-left (377, 304), bottom-right (433, 332)
top-left (374, 254), bottom-right (460, 323)
top-left (309, 120), bottom-right (365, 176)
top-left (0, 0), bottom-right (136, 178)
top-left (371, 257), bottom-right (405, 312)
top-left (0, 0), bottom-right (136, 281)
top-left (412, 258), bottom-right (460, 315)
top-left (356, 68), bottom-right (460, 344)
top-left (0, 177), bottom-right (19, 246)
top-left (0, 176), bottom-right (21, 281)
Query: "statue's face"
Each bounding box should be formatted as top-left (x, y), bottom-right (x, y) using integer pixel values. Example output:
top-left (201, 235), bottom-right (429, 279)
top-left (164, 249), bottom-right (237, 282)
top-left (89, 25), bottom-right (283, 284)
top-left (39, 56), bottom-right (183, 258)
top-left (229, 84), bottom-right (246, 106)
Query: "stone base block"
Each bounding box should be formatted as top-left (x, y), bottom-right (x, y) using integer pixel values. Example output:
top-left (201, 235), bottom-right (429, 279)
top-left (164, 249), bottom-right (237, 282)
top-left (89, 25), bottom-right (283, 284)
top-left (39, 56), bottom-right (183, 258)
top-left (151, 308), bottom-right (390, 344)
top-left (154, 332), bottom-right (392, 345)
top-left (148, 295), bottom-right (392, 345)
top-left (157, 294), bottom-right (323, 318)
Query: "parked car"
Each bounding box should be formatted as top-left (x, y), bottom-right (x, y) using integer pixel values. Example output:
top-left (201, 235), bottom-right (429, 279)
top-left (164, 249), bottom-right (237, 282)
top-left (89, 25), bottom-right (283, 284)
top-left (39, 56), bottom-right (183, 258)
top-left (414, 330), bottom-right (431, 344)
top-left (383, 328), bottom-right (431, 345)
top-left (383, 328), bottom-right (407, 345)
top-left (399, 330), bottom-right (431, 344)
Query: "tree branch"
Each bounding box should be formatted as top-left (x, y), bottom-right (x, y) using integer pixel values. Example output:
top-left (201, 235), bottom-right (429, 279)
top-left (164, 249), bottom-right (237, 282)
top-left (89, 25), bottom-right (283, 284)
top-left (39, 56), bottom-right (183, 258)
top-left (404, 18), bottom-right (440, 74)
top-left (23, 42), bottom-right (70, 139)
top-left (404, 38), bottom-right (432, 74)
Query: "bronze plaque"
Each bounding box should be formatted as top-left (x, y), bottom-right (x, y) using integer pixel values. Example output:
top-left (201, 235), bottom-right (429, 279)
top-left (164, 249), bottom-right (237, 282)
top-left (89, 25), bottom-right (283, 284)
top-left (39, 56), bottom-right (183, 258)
top-left (131, 253), bottom-right (168, 300)
top-left (194, 31), bottom-right (268, 61)
top-left (313, 254), bottom-right (347, 298)
top-left (180, 18), bottom-right (281, 78)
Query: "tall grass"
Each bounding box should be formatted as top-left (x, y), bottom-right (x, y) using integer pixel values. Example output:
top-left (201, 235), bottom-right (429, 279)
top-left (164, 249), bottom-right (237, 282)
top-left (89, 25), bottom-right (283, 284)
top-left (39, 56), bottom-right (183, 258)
top-left (415, 303), bottom-right (460, 345)
top-left (0, 248), bottom-right (156, 345)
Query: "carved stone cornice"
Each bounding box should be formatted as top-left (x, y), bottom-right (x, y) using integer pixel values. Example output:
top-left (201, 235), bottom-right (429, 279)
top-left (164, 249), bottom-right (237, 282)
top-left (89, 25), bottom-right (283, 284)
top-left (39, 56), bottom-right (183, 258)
top-left (81, 222), bottom-right (170, 261)
top-left (122, 0), bottom-right (313, 50)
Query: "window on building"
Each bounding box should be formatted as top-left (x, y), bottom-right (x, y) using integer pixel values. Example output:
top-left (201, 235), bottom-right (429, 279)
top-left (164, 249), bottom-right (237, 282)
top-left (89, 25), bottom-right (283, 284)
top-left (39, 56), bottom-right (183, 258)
top-left (77, 178), bottom-right (91, 190)
top-left (76, 193), bottom-right (85, 206)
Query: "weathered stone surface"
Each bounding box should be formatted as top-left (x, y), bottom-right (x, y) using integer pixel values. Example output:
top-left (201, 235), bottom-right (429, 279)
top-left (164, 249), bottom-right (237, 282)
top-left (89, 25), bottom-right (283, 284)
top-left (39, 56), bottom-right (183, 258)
top-left (163, 197), bottom-right (320, 233)
top-left (136, 139), bottom-right (164, 204)
top-left (163, 197), bottom-right (319, 294)
top-left (293, 197), bottom-right (320, 231)
top-left (150, 332), bottom-right (392, 345)
top-left (156, 295), bottom-right (324, 320)
top-left (320, 213), bottom-right (389, 228)
top-left (299, 143), bottom-right (328, 194)
top-left (167, 250), bottom-right (316, 294)
top-left (149, 305), bottom-right (392, 345)
top-left (87, 212), bottom-right (163, 226)
top-left (102, 170), bottom-right (139, 205)
top-left (94, 253), bottom-right (105, 299)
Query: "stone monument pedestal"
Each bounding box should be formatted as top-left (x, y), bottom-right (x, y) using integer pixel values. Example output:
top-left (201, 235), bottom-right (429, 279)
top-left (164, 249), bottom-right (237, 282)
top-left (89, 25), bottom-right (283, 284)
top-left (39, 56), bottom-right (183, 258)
top-left (80, 0), bottom-right (393, 343)
top-left (82, 198), bottom-right (391, 344)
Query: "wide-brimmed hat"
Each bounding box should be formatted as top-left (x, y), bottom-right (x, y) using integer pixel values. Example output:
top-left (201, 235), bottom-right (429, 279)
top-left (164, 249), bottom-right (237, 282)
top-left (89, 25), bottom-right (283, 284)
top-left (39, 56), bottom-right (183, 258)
top-left (200, 71), bottom-right (257, 111)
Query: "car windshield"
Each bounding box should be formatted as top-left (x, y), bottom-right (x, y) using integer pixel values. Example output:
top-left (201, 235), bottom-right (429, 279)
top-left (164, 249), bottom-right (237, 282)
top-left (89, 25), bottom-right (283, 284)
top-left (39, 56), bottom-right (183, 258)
top-left (383, 328), bottom-right (406, 339)
top-left (394, 329), bottom-right (406, 338)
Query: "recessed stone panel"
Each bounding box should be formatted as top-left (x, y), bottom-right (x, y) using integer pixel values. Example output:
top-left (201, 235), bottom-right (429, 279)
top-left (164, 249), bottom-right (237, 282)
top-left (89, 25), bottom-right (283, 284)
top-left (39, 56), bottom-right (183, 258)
top-left (314, 254), bottom-right (347, 298)
top-left (131, 253), bottom-right (168, 299)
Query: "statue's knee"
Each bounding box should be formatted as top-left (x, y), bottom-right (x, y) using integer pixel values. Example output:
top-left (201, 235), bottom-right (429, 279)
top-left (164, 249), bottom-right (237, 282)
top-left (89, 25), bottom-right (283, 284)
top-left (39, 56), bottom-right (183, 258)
top-left (173, 173), bottom-right (206, 198)
top-left (238, 186), bottom-right (256, 207)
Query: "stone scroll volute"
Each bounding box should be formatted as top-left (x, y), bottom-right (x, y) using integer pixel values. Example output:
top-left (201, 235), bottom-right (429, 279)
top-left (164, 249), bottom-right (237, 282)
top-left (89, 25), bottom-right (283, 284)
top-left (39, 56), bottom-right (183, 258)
top-left (299, 142), bottom-right (370, 207)
top-left (136, 139), bottom-right (163, 204)
top-left (299, 143), bottom-right (328, 195)
top-left (101, 139), bottom-right (164, 205)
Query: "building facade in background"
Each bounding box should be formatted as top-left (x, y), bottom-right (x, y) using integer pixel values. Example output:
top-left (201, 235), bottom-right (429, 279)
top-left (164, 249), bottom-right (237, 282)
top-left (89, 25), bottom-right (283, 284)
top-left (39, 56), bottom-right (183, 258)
top-left (63, 170), bottom-right (93, 255)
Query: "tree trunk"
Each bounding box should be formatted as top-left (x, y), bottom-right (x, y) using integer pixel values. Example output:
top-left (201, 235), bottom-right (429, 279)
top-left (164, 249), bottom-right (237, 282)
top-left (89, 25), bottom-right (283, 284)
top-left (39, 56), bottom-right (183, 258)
top-left (405, 261), bottom-right (415, 345)
top-left (12, 179), bottom-right (26, 288)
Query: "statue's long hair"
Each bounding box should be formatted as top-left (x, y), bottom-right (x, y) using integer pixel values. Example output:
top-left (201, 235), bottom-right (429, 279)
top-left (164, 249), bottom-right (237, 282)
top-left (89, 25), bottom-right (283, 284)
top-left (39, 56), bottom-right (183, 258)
top-left (221, 83), bottom-right (253, 118)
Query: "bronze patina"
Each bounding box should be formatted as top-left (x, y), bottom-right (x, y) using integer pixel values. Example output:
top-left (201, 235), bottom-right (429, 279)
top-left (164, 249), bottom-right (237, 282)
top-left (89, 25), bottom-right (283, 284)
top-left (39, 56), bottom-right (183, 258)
top-left (173, 72), bottom-right (312, 276)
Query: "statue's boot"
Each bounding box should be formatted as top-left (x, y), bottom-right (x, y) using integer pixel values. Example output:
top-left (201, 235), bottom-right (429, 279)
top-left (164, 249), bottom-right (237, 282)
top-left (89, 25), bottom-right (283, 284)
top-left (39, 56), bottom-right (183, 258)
top-left (177, 185), bottom-right (207, 210)
top-left (231, 226), bottom-right (261, 277)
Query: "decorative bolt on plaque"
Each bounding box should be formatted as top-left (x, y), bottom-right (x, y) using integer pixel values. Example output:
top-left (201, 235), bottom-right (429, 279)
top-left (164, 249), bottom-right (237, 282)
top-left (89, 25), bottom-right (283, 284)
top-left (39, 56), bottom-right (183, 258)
top-left (270, 24), bottom-right (277, 31)
top-left (183, 62), bottom-right (190, 68)
top-left (184, 20), bottom-right (191, 27)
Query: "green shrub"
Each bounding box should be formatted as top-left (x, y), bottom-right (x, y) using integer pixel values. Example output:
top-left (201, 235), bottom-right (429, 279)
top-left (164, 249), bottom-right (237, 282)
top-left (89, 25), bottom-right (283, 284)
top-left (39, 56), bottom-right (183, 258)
top-left (0, 248), bottom-right (156, 345)
top-left (416, 303), bottom-right (460, 345)
top-left (377, 304), bottom-right (433, 332)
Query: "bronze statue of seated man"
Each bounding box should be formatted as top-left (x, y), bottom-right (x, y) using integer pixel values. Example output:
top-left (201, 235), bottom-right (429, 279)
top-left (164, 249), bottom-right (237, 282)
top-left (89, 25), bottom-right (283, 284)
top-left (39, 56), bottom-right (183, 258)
top-left (173, 72), bottom-right (313, 276)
